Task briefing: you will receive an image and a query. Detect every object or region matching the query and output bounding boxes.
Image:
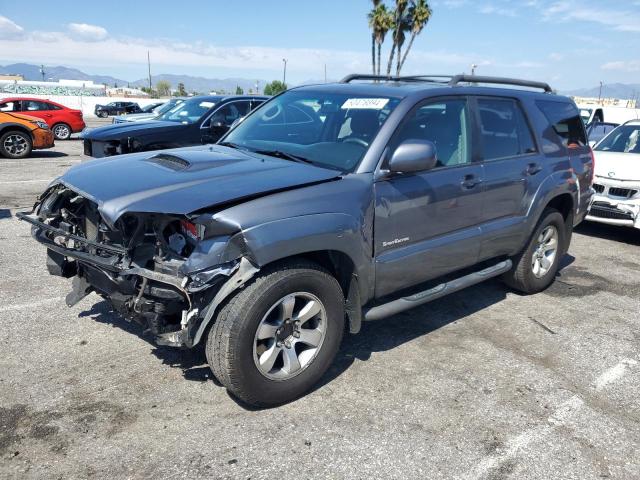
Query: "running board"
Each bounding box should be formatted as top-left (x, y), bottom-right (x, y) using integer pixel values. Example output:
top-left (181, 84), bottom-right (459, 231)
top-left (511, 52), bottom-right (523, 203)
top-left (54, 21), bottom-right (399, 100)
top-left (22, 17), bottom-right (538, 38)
top-left (363, 260), bottom-right (512, 321)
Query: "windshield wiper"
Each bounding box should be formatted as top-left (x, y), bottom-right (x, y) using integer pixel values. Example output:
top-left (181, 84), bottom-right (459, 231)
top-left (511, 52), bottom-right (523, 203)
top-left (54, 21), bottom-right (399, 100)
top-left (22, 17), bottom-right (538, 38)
top-left (253, 149), bottom-right (315, 165)
top-left (218, 141), bottom-right (243, 150)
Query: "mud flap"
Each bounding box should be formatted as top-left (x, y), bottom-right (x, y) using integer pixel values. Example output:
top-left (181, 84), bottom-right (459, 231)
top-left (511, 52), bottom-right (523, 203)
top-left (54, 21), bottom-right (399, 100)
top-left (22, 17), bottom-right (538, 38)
top-left (65, 275), bottom-right (93, 307)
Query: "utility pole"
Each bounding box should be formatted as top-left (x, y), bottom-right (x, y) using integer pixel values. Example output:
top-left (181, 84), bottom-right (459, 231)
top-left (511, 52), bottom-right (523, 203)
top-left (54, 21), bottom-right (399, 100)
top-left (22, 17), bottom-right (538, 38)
top-left (324, 64), bottom-right (327, 83)
top-left (598, 81), bottom-right (603, 104)
top-left (40, 64), bottom-right (45, 82)
top-left (282, 58), bottom-right (287, 86)
top-left (147, 51), bottom-right (152, 92)
top-left (471, 64), bottom-right (478, 76)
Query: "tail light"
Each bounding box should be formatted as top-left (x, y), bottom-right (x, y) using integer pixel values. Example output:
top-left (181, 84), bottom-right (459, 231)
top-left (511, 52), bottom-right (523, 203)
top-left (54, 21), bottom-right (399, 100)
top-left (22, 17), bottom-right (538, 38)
top-left (589, 148), bottom-right (595, 185)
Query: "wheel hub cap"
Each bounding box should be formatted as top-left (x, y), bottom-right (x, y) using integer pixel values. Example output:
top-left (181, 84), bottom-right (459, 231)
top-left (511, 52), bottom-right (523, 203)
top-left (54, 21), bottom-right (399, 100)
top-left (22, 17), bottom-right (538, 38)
top-left (531, 225), bottom-right (558, 278)
top-left (253, 292), bottom-right (327, 380)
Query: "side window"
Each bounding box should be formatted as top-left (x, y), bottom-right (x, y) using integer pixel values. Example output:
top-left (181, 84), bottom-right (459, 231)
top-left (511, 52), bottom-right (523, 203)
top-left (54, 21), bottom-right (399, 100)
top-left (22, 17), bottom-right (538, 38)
top-left (48, 103), bottom-right (62, 110)
top-left (23, 100), bottom-right (50, 111)
top-left (537, 100), bottom-right (587, 148)
top-left (392, 98), bottom-right (471, 168)
top-left (210, 103), bottom-right (242, 127)
top-left (0, 101), bottom-right (18, 112)
top-left (477, 98), bottom-right (537, 161)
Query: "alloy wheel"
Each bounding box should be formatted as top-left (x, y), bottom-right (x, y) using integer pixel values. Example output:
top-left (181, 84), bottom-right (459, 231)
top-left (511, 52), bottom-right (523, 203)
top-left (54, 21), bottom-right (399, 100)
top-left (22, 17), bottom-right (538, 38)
top-left (531, 225), bottom-right (558, 278)
top-left (3, 134), bottom-right (28, 156)
top-left (253, 292), bottom-right (327, 380)
top-left (53, 124), bottom-right (70, 140)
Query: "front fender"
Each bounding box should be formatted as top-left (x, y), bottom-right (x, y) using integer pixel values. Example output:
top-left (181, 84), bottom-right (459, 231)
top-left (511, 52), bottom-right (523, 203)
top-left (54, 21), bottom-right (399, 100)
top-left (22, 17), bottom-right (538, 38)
top-left (241, 212), bottom-right (373, 297)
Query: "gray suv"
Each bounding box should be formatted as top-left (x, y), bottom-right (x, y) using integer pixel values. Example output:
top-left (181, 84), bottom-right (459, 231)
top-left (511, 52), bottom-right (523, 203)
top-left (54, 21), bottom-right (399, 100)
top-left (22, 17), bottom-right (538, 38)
top-left (20, 74), bottom-right (594, 406)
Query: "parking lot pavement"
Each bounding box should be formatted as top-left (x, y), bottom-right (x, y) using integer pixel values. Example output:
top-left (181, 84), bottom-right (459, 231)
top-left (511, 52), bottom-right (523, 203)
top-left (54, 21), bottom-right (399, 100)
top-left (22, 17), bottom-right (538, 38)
top-left (1, 140), bottom-right (639, 479)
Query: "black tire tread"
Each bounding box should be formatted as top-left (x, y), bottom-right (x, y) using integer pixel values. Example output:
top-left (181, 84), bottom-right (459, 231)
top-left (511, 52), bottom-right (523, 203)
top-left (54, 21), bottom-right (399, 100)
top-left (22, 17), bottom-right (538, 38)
top-left (0, 130), bottom-right (33, 159)
top-left (206, 259), bottom-right (342, 406)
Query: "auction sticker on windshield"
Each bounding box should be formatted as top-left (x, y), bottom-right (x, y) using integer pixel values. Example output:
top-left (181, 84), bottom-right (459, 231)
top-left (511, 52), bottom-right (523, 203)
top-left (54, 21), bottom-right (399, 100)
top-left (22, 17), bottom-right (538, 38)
top-left (342, 98), bottom-right (389, 110)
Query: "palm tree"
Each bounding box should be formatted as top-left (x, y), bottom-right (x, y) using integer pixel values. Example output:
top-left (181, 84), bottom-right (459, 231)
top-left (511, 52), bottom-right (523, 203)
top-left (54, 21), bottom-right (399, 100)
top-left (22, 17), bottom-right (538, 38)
top-left (386, 0), bottom-right (409, 76)
top-left (370, 4), bottom-right (394, 75)
top-left (368, 0), bottom-right (381, 74)
top-left (398, 0), bottom-right (432, 74)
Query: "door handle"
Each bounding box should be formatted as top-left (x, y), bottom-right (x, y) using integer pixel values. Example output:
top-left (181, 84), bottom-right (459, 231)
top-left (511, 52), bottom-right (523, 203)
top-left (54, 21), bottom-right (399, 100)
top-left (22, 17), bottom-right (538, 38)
top-left (460, 174), bottom-right (482, 189)
top-left (525, 162), bottom-right (542, 175)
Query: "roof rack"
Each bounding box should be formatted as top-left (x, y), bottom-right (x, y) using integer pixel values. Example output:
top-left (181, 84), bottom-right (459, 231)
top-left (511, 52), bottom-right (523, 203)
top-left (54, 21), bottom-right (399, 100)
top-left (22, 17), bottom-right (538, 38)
top-left (339, 74), bottom-right (451, 84)
top-left (339, 73), bottom-right (554, 93)
top-left (448, 75), bottom-right (553, 93)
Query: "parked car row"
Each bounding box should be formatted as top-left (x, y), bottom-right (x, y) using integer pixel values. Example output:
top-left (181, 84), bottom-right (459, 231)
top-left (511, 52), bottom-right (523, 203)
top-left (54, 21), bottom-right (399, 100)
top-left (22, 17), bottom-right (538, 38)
top-left (0, 97), bottom-right (85, 140)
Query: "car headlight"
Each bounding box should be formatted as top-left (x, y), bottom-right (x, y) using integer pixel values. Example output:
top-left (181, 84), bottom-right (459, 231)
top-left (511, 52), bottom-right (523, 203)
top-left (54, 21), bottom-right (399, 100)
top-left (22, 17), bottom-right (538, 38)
top-left (34, 121), bottom-right (49, 130)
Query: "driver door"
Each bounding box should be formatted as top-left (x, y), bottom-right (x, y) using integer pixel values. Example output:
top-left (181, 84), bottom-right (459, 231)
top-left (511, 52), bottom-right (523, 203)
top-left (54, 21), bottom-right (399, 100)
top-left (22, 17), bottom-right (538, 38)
top-left (374, 97), bottom-right (484, 298)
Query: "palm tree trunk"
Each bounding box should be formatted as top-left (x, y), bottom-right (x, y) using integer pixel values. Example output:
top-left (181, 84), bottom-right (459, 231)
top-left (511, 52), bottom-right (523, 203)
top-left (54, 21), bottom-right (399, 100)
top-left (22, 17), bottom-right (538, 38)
top-left (398, 33), bottom-right (416, 74)
top-left (386, 44), bottom-right (396, 76)
top-left (377, 43), bottom-right (382, 75)
top-left (371, 34), bottom-right (376, 75)
top-left (396, 44), bottom-right (402, 75)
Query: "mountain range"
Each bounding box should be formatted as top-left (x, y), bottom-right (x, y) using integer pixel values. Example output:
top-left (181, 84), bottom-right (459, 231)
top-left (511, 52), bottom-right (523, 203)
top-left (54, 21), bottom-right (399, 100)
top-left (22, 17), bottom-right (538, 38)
top-left (2, 63), bottom-right (639, 99)
top-left (0, 63), bottom-right (267, 93)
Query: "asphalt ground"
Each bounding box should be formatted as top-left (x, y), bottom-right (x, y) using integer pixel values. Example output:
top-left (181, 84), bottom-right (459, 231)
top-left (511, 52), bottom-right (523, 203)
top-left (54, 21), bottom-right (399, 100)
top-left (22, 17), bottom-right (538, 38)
top-left (1, 120), bottom-right (639, 479)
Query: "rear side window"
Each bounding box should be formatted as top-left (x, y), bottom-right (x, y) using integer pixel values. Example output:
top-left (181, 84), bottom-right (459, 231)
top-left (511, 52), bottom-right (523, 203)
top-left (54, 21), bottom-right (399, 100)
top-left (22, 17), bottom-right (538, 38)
top-left (477, 98), bottom-right (537, 160)
top-left (537, 100), bottom-right (587, 147)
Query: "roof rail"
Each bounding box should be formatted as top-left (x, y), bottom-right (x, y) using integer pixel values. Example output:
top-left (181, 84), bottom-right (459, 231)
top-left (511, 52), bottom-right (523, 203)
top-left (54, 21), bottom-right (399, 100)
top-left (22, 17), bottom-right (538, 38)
top-left (340, 74), bottom-right (450, 84)
top-left (448, 75), bottom-right (553, 93)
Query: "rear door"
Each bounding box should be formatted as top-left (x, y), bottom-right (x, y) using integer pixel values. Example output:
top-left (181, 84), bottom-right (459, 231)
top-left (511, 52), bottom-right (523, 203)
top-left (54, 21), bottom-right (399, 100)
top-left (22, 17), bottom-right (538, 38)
top-left (472, 96), bottom-right (544, 261)
top-left (374, 97), bottom-right (484, 298)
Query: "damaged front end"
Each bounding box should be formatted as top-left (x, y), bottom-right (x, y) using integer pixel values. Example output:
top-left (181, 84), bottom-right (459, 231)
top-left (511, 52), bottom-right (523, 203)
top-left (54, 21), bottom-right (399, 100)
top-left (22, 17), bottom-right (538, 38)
top-left (18, 184), bottom-right (258, 348)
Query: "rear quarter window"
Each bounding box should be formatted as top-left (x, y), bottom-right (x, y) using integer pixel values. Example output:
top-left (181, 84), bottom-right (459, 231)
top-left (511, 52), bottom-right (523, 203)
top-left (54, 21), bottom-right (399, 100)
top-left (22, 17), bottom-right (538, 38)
top-left (477, 98), bottom-right (537, 160)
top-left (536, 100), bottom-right (587, 148)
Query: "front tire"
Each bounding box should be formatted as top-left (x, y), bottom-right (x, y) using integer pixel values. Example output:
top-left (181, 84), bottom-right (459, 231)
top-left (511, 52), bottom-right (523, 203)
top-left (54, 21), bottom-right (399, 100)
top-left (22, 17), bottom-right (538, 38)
top-left (502, 208), bottom-right (566, 293)
top-left (97, 111), bottom-right (108, 118)
top-left (0, 130), bottom-right (33, 159)
top-left (52, 123), bottom-right (71, 140)
top-left (206, 260), bottom-right (345, 407)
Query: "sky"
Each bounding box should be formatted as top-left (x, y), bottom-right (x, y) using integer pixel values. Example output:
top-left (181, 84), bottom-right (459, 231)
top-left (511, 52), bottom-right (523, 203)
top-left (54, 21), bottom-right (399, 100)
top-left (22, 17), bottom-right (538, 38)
top-left (0, 0), bottom-right (639, 90)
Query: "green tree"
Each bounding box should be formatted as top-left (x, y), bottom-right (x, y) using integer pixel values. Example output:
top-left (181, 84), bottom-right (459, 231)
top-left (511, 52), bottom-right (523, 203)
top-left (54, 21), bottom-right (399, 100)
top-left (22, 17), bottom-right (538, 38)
top-left (386, 0), bottom-right (409, 76)
top-left (369, 3), bottom-right (394, 75)
top-left (156, 80), bottom-right (171, 97)
top-left (264, 80), bottom-right (287, 96)
top-left (176, 82), bottom-right (187, 96)
top-left (235, 85), bottom-right (244, 95)
top-left (398, 0), bottom-right (432, 74)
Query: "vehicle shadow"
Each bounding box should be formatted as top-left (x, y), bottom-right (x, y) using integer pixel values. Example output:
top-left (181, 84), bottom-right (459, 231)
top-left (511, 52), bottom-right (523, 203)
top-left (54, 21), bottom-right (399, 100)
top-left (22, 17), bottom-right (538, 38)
top-left (31, 151), bottom-right (68, 158)
top-left (77, 255), bottom-right (574, 410)
top-left (574, 221), bottom-right (640, 246)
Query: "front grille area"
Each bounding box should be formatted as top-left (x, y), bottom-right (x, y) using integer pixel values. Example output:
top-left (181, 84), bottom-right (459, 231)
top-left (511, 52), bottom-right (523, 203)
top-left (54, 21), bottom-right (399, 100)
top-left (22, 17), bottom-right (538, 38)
top-left (609, 187), bottom-right (637, 199)
top-left (83, 140), bottom-right (92, 156)
top-left (589, 202), bottom-right (634, 221)
top-left (593, 183), bottom-right (605, 194)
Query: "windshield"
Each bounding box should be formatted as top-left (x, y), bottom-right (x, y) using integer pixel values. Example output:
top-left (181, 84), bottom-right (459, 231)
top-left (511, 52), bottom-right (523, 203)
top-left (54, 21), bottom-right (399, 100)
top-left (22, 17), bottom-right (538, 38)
top-left (223, 90), bottom-right (401, 172)
top-left (595, 125), bottom-right (640, 154)
top-left (579, 108), bottom-right (592, 124)
top-left (156, 98), bottom-right (216, 124)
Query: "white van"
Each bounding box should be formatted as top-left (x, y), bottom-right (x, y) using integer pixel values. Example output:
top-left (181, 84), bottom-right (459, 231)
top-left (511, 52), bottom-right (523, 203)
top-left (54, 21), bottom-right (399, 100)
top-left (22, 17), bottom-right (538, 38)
top-left (578, 104), bottom-right (640, 125)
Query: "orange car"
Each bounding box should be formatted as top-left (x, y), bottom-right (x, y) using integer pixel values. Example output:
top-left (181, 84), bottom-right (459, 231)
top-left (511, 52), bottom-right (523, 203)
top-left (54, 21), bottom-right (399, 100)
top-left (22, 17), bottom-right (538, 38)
top-left (0, 111), bottom-right (54, 159)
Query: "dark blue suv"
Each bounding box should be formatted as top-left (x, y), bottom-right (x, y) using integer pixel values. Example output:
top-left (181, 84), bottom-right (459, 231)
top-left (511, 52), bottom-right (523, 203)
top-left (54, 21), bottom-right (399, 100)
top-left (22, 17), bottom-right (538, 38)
top-left (21, 74), bottom-right (594, 406)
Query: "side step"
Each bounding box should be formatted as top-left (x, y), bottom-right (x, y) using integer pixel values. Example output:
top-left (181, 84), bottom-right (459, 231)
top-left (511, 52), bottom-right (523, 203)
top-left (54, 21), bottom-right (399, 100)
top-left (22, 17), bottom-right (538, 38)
top-left (363, 260), bottom-right (512, 321)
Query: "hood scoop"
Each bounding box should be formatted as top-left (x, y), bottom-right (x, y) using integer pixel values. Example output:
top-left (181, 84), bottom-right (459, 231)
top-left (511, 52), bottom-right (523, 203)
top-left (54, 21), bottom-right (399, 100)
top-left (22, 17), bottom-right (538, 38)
top-left (146, 153), bottom-right (191, 171)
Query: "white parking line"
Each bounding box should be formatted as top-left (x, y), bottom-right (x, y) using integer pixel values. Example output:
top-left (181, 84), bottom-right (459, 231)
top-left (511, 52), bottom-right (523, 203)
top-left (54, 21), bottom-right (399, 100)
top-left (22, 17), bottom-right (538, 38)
top-left (0, 297), bottom-right (61, 313)
top-left (464, 358), bottom-right (638, 480)
top-left (593, 358), bottom-right (638, 391)
top-left (0, 160), bottom-right (80, 166)
top-left (0, 179), bottom-right (51, 184)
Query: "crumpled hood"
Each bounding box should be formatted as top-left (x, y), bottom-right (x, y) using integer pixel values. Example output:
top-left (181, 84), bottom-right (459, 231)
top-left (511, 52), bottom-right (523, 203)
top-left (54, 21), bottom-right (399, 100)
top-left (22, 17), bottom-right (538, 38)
top-left (82, 120), bottom-right (184, 140)
top-left (53, 145), bottom-right (341, 225)
top-left (593, 151), bottom-right (640, 182)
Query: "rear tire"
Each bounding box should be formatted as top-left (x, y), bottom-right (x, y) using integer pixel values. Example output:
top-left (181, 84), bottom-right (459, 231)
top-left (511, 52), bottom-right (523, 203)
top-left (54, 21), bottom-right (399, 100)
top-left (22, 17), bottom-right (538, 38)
top-left (0, 130), bottom-right (32, 159)
top-left (52, 123), bottom-right (71, 140)
top-left (502, 208), bottom-right (566, 294)
top-left (97, 111), bottom-right (108, 118)
top-left (206, 260), bottom-right (345, 407)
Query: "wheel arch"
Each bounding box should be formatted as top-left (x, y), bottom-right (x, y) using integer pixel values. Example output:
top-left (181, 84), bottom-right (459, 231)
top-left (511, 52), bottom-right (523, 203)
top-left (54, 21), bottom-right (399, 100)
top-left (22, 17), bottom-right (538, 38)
top-left (0, 123), bottom-right (34, 140)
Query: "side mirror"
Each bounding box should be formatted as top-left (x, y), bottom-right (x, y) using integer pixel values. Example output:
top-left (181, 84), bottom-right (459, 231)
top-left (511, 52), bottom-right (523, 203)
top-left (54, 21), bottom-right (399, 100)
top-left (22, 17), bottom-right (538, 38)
top-left (388, 139), bottom-right (438, 173)
top-left (211, 121), bottom-right (226, 129)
